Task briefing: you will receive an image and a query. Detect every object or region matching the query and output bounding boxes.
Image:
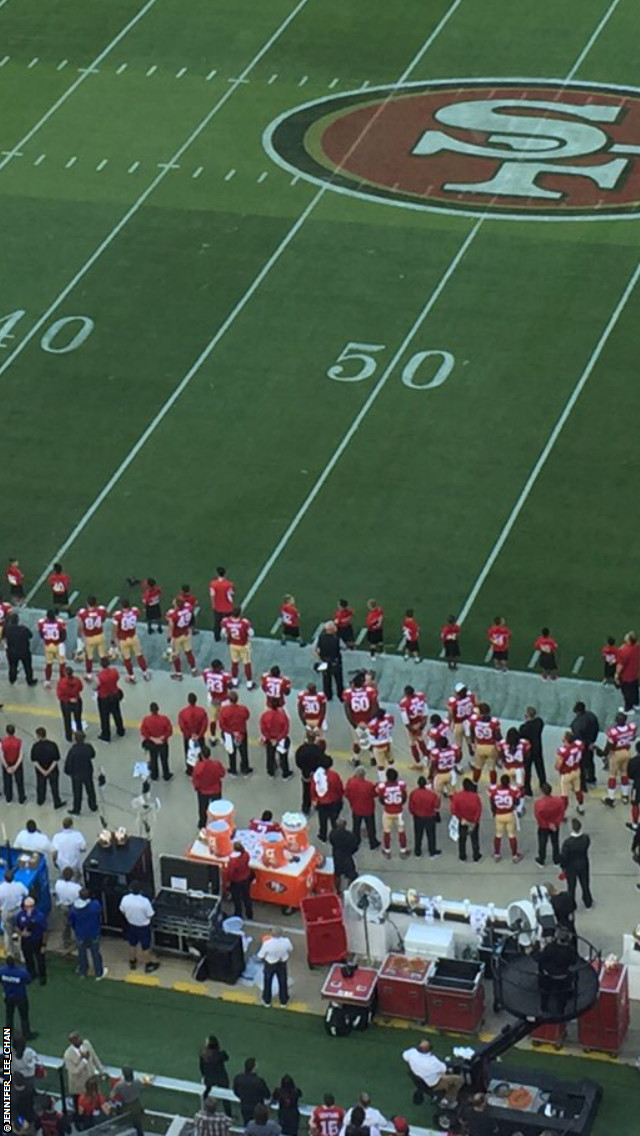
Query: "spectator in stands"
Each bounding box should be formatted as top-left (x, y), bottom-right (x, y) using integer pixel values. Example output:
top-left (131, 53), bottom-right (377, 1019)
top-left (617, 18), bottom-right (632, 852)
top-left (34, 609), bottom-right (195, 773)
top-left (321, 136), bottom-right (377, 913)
top-left (271, 1075), bottom-right (302, 1136)
top-left (246, 1103), bottom-right (281, 1136)
top-left (110, 1067), bottom-right (149, 1136)
top-left (518, 707), bottom-right (546, 795)
top-left (77, 1075), bottom-right (111, 1128)
top-left (200, 1036), bottom-right (231, 1114)
top-left (232, 1059), bottom-right (270, 1126)
top-left (193, 1096), bottom-right (232, 1136)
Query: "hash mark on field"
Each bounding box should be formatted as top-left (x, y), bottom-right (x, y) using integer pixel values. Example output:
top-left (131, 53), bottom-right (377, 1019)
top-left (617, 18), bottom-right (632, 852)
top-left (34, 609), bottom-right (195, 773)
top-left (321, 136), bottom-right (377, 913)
top-left (360, 80), bottom-right (370, 89)
top-left (28, 57), bottom-right (39, 69)
top-left (328, 77), bottom-right (339, 88)
top-left (290, 174), bottom-right (300, 186)
top-left (158, 161), bottom-right (180, 170)
top-left (65, 156), bottom-right (77, 168)
top-left (78, 67), bottom-right (100, 74)
top-left (107, 596), bottom-right (119, 612)
top-left (483, 646), bottom-right (493, 663)
top-left (146, 65), bottom-right (157, 76)
top-left (34, 153), bottom-right (46, 166)
top-left (128, 161), bottom-right (140, 173)
top-left (356, 627), bottom-right (367, 646)
top-left (116, 63), bottom-right (127, 74)
top-left (96, 158), bottom-right (108, 171)
top-left (0, 56), bottom-right (9, 67)
top-left (298, 75), bottom-right (308, 86)
top-left (270, 618), bottom-right (281, 635)
top-left (257, 171), bottom-right (268, 183)
top-left (225, 168), bottom-right (236, 181)
top-left (206, 69), bottom-right (217, 80)
top-left (69, 591), bottom-right (79, 605)
top-left (192, 166), bottom-right (203, 178)
top-left (228, 76), bottom-right (249, 84)
top-left (2, 149), bottom-right (23, 159)
top-left (268, 73), bottom-right (278, 84)
top-left (176, 67), bottom-right (187, 78)
top-left (572, 656), bottom-right (584, 675)
top-left (57, 60), bottom-right (68, 71)
top-left (527, 651), bottom-right (540, 669)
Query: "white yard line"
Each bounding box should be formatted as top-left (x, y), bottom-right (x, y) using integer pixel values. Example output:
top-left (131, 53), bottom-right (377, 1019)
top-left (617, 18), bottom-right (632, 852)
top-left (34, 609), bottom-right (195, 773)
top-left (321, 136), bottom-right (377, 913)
top-left (0, 0), bottom-right (161, 178)
top-left (356, 627), bottom-right (368, 646)
top-left (527, 651), bottom-right (540, 670)
top-left (572, 656), bottom-right (584, 675)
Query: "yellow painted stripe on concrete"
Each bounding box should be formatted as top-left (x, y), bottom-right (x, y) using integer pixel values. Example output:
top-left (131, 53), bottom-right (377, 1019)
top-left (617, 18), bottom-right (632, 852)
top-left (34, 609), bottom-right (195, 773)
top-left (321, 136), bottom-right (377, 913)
top-left (220, 990), bottom-right (259, 1005)
top-left (125, 973), bottom-right (160, 987)
top-left (172, 981), bottom-right (209, 996)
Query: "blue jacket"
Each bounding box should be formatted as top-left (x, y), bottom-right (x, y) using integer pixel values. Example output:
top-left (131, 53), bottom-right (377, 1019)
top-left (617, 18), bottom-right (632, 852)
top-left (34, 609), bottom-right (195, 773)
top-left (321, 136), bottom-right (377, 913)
top-left (0, 962), bottom-right (31, 1000)
top-left (69, 897), bottom-right (102, 940)
top-left (16, 906), bottom-right (48, 944)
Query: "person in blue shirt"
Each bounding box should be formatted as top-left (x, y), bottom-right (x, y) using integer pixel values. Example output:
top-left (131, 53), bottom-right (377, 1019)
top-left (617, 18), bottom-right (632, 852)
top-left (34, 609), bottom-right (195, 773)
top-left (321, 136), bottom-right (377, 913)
top-left (0, 954), bottom-right (37, 1039)
top-left (16, 897), bottom-right (48, 986)
top-left (69, 890), bottom-right (108, 981)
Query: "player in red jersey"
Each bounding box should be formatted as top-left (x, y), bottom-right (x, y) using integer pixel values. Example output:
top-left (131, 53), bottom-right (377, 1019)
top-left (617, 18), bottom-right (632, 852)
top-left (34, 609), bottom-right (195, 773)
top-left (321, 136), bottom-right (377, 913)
top-left (111, 599), bottom-right (150, 683)
top-left (429, 735), bottom-right (462, 797)
top-left (489, 775), bottom-right (523, 863)
top-left (261, 665), bottom-right (291, 708)
top-left (601, 637), bottom-right (618, 685)
top-left (534, 627), bottom-right (558, 679)
top-left (470, 703), bottom-right (502, 784)
top-left (37, 610), bottom-right (67, 687)
top-left (365, 599), bottom-right (384, 657)
top-left (0, 597), bottom-right (13, 650)
top-left (399, 685), bottom-right (429, 767)
top-left (334, 599), bottom-right (355, 648)
top-left (6, 558), bottom-right (25, 603)
top-left (440, 615), bottom-right (461, 670)
top-left (177, 584), bottom-right (198, 631)
top-left (600, 712), bottom-right (637, 806)
top-left (280, 594), bottom-right (303, 646)
top-left (447, 682), bottom-right (477, 755)
top-left (343, 672), bottom-right (378, 758)
top-left (166, 598), bottom-right (197, 679)
top-left (310, 1095), bottom-right (345, 1136)
top-left (209, 567), bottom-right (235, 642)
top-left (376, 767), bottom-right (408, 858)
top-left (126, 576), bottom-right (163, 633)
top-left (498, 728), bottom-right (530, 789)
top-left (202, 658), bottom-right (232, 743)
top-left (369, 707), bottom-right (395, 773)
top-left (76, 596), bottom-right (108, 679)
top-left (555, 731), bottom-right (585, 813)
top-left (401, 609), bottom-right (421, 662)
top-left (221, 606), bottom-right (255, 689)
top-left (487, 616), bottom-right (511, 672)
top-left (297, 682), bottom-right (327, 748)
top-left (48, 562), bottom-right (71, 611)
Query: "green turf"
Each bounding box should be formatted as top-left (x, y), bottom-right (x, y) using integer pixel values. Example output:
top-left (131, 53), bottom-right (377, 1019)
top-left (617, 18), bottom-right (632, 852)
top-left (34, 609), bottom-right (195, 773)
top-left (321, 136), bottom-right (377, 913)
top-left (1, 0), bottom-right (639, 678)
top-left (28, 958), bottom-right (639, 1133)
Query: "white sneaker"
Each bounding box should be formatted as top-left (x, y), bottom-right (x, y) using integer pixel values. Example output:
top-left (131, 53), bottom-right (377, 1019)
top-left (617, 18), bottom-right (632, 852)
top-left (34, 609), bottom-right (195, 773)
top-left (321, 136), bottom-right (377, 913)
top-left (125, 675), bottom-right (136, 684)
top-left (96, 967), bottom-right (109, 982)
top-left (44, 680), bottom-right (52, 690)
top-left (246, 681), bottom-right (256, 690)
top-left (143, 671), bottom-right (152, 681)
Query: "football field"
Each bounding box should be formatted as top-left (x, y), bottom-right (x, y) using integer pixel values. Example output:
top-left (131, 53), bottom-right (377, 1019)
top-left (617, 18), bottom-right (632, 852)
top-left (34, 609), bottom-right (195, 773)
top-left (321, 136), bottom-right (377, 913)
top-left (2, 0), bottom-right (640, 677)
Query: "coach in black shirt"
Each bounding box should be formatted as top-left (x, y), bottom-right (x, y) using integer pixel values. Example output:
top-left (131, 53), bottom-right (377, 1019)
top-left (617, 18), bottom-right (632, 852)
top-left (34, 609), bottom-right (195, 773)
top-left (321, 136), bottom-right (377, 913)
top-left (519, 706), bottom-right (546, 795)
top-left (295, 741), bottom-right (328, 814)
top-left (560, 819), bottom-right (593, 909)
top-left (31, 728), bottom-right (66, 808)
top-left (4, 615), bottom-right (37, 686)
top-left (571, 701), bottom-right (599, 788)
top-left (64, 731), bottom-right (98, 815)
top-left (315, 621), bottom-right (344, 701)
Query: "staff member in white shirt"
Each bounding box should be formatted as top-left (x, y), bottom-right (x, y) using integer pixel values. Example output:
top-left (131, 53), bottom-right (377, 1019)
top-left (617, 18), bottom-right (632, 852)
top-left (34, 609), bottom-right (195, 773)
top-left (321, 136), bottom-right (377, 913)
top-left (118, 881), bottom-right (160, 974)
top-left (402, 1039), bottom-right (463, 1103)
top-left (14, 819), bottom-right (52, 855)
top-left (340, 1094), bottom-right (388, 1136)
top-left (54, 867), bottom-right (81, 951)
top-left (257, 926), bottom-right (292, 1007)
top-left (51, 817), bottom-right (86, 877)
top-left (0, 869), bottom-right (28, 955)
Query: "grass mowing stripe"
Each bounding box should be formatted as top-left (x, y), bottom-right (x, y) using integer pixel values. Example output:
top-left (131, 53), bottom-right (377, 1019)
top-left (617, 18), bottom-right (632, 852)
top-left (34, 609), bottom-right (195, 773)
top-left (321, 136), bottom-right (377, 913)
top-left (24, 0), bottom-right (469, 600)
top-left (0, 0), bottom-right (162, 176)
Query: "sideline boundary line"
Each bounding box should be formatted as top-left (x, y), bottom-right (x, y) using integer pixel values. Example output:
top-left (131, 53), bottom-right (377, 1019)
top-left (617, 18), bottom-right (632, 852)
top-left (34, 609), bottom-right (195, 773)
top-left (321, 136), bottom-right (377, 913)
top-left (25, 0), bottom-right (468, 600)
top-left (0, 0), bottom-right (162, 177)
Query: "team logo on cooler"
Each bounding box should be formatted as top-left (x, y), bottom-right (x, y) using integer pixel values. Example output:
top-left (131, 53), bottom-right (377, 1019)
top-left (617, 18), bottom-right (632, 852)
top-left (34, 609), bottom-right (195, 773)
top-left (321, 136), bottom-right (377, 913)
top-left (264, 79), bottom-right (640, 220)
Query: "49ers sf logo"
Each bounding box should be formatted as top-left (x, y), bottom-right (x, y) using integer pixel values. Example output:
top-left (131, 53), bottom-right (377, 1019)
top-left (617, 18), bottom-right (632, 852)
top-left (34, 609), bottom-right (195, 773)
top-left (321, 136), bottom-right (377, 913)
top-left (264, 79), bottom-right (640, 220)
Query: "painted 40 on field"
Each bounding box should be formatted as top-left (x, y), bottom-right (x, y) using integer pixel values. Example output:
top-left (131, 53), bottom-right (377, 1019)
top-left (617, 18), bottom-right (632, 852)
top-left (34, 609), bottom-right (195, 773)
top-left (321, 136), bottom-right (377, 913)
top-left (265, 78), bottom-right (640, 221)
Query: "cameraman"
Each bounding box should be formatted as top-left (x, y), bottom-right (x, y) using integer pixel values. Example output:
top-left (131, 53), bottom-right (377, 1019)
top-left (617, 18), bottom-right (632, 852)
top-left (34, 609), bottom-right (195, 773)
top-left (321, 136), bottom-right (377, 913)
top-left (315, 622), bottom-right (344, 701)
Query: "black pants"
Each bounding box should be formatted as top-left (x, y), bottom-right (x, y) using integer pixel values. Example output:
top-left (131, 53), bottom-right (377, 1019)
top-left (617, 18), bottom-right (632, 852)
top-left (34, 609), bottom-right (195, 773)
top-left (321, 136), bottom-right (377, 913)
top-left (524, 752), bottom-right (547, 795)
top-left (72, 776), bottom-right (97, 813)
top-left (321, 660), bottom-right (344, 702)
top-left (566, 866), bottom-right (593, 908)
top-left (230, 879), bottom-right (253, 920)
top-left (147, 742), bottom-right (170, 780)
top-left (263, 960), bottom-right (288, 1005)
top-left (537, 827), bottom-right (560, 865)
top-left (581, 746), bottom-right (596, 789)
top-left (213, 611), bottom-right (224, 641)
top-left (61, 698), bottom-right (83, 742)
top-left (203, 1081), bottom-right (231, 1117)
top-left (459, 822), bottom-right (481, 861)
top-left (301, 777), bottom-right (312, 815)
top-left (318, 801), bottom-right (341, 841)
top-left (227, 737), bottom-right (250, 776)
top-left (621, 679), bottom-right (639, 712)
top-left (413, 816), bottom-right (437, 856)
top-left (98, 695), bottom-right (124, 741)
top-left (145, 602), bottom-right (162, 632)
top-left (4, 995), bottom-right (31, 1035)
top-left (2, 765), bottom-right (26, 803)
top-left (266, 741), bottom-right (290, 778)
top-left (22, 940), bottom-right (47, 984)
top-left (36, 767), bottom-right (64, 806)
top-left (197, 791), bottom-right (220, 830)
top-left (8, 652), bottom-right (35, 684)
top-left (352, 813), bottom-right (379, 849)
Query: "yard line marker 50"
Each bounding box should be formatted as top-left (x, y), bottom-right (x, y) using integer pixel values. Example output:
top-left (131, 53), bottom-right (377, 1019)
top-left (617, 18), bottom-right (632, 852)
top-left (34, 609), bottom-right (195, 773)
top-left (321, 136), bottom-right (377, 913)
top-left (0, 0), bottom-right (161, 179)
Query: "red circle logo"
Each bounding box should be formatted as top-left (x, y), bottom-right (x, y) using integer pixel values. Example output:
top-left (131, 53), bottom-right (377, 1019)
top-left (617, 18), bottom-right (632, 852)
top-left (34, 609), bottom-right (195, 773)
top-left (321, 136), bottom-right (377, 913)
top-left (264, 80), bottom-right (640, 220)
